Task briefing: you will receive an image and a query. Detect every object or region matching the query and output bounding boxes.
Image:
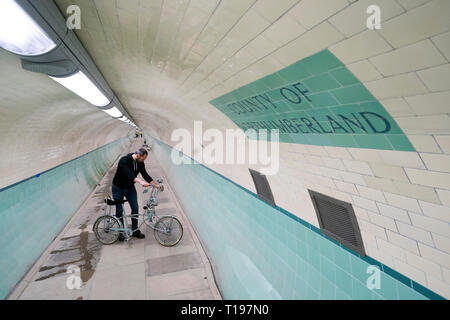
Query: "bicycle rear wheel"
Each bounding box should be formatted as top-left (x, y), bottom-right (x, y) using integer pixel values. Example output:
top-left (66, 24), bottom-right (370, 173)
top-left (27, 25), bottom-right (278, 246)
top-left (154, 216), bottom-right (183, 247)
top-left (93, 215), bottom-right (121, 245)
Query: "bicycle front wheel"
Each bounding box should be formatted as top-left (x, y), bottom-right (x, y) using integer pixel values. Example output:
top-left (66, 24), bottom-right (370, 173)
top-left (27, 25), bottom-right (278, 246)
top-left (154, 216), bottom-right (183, 247)
top-left (93, 215), bottom-right (121, 245)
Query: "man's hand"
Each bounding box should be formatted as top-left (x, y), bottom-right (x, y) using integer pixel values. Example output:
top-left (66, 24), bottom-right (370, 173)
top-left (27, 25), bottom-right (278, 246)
top-left (135, 178), bottom-right (150, 187)
top-left (150, 180), bottom-right (160, 189)
top-left (135, 178), bottom-right (159, 189)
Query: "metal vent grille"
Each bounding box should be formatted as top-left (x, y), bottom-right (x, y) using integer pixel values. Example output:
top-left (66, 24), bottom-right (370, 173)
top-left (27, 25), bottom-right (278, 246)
top-left (249, 169), bottom-right (275, 206)
top-left (309, 190), bottom-right (365, 256)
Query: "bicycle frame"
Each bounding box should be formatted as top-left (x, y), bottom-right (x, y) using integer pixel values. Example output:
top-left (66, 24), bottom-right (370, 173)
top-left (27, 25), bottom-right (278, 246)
top-left (143, 184), bottom-right (177, 232)
top-left (94, 178), bottom-right (183, 246)
top-left (101, 182), bottom-right (167, 238)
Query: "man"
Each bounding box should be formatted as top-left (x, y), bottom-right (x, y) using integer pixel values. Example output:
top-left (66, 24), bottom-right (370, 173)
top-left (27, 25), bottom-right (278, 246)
top-left (111, 148), bottom-right (159, 240)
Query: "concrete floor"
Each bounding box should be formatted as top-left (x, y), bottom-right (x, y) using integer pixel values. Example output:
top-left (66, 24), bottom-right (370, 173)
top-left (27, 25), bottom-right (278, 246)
top-left (9, 138), bottom-right (222, 300)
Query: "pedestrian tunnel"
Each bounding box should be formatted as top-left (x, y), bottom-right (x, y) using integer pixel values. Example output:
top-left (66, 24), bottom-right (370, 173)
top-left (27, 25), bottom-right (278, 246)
top-left (1, 0), bottom-right (449, 300)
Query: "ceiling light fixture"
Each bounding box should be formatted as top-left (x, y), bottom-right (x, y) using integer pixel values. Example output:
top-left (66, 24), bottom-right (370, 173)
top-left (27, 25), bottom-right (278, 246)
top-left (102, 106), bottom-right (123, 118)
top-left (0, 0), bottom-right (56, 56)
top-left (1, 0), bottom-right (137, 127)
top-left (49, 71), bottom-right (110, 107)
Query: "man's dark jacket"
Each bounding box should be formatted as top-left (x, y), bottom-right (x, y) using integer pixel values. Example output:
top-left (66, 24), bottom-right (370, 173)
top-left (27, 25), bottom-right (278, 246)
top-left (112, 153), bottom-right (153, 189)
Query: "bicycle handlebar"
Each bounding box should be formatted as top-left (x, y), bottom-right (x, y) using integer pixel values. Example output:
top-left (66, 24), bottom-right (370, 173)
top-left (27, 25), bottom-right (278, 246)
top-left (142, 179), bottom-right (164, 195)
top-left (152, 180), bottom-right (163, 191)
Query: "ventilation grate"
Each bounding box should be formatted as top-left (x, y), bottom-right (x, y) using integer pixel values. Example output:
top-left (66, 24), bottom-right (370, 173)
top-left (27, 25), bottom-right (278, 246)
top-left (249, 169), bottom-right (275, 206)
top-left (309, 190), bottom-right (365, 256)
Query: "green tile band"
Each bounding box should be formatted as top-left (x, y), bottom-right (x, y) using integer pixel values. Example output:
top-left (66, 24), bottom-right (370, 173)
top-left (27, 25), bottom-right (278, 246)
top-left (209, 50), bottom-right (415, 152)
top-left (0, 136), bottom-right (131, 299)
top-left (150, 136), bottom-right (445, 300)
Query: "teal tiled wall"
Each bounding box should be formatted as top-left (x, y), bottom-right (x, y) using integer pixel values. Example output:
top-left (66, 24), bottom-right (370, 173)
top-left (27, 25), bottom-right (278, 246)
top-left (209, 50), bottom-right (415, 152)
top-left (0, 136), bottom-right (130, 299)
top-left (151, 138), bottom-right (436, 300)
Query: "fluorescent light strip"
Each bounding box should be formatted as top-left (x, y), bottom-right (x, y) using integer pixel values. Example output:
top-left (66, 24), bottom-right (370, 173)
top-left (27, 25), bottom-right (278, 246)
top-left (0, 0), bottom-right (56, 56)
top-left (50, 71), bottom-right (110, 107)
top-left (102, 106), bottom-right (123, 118)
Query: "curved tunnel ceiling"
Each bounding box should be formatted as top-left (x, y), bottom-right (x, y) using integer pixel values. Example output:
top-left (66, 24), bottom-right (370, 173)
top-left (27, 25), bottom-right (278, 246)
top-left (2, 0), bottom-right (449, 192)
top-left (54, 0), bottom-right (309, 140)
top-left (51, 0), bottom-right (450, 147)
top-left (0, 46), bottom-right (131, 188)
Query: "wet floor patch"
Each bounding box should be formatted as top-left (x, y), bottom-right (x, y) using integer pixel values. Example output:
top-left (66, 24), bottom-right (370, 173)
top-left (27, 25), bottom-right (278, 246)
top-left (33, 232), bottom-right (102, 283)
top-left (29, 164), bottom-right (117, 286)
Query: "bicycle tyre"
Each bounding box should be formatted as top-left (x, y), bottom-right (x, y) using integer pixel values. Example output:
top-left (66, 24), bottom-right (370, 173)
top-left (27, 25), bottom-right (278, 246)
top-left (93, 215), bottom-right (121, 245)
top-left (153, 216), bottom-right (183, 247)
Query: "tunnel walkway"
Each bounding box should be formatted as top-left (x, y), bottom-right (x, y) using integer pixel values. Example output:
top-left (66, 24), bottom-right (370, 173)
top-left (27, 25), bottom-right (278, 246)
top-left (8, 138), bottom-right (221, 300)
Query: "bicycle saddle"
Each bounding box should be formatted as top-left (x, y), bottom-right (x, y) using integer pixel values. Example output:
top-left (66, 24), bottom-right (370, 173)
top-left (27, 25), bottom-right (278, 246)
top-left (104, 198), bottom-right (128, 205)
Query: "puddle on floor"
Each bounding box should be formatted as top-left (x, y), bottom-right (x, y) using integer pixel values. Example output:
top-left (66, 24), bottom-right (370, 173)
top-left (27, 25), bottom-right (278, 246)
top-left (79, 231), bottom-right (95, 282)
top-left (33, 232), bottom-right (102, 284)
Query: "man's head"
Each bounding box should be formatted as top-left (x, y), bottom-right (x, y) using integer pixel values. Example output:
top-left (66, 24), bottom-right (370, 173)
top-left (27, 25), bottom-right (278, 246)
top-left (134, 148), bottom-right (148, 162)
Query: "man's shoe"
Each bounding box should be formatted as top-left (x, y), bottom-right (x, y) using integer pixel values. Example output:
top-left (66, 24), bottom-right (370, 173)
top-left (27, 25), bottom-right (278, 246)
top-left (118, 233), bottom-right (125, 242)
top-left (132, 230), bottom-right (145, 239)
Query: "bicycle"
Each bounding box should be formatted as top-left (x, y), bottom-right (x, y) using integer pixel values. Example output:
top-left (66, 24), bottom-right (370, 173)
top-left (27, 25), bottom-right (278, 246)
top-left (93, 179), bottom-right (183, 246)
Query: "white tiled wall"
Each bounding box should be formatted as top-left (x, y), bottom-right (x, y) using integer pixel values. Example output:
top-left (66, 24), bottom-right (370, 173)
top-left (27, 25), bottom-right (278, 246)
top-left (45, 0), bottom-right (450, 298)
top-left (0, 50), bottom-right (131, 189)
